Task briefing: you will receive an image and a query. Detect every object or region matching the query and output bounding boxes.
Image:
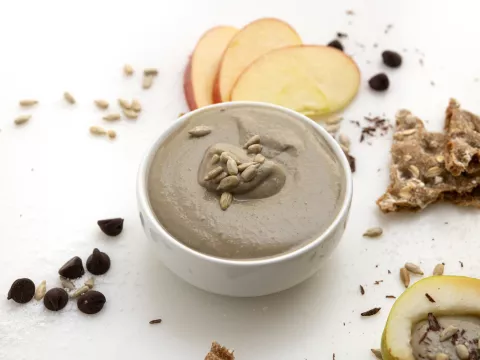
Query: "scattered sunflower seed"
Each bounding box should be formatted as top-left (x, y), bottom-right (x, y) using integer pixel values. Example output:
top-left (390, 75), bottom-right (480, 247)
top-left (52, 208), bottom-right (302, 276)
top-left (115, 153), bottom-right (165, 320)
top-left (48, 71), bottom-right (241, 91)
top-left (211, 154), bottom-right (220, 165)
top-left (149, 319), bottom-right (162, 325)
top-left (60, 277), bottom-right (75, 290)
top-left (131, 99), bottom-right (142, 112)
top-left (325, 123), bottom-right (340, 134)
top-left (370, 348), bottom-right (383, 359)
top-left (14, 114), bottom-right (31, 125)
top-left (238, 162), bottom-right (255, 172)
top-left (400, 267), bottom-right (410, 288)
top-left (433, 263), bottom-right (444, 276)
top-left (143, 68), bottom-right (158, 76)
top-left (94, 99), bottom-right (109, 109)
top-left (178, 112), bottom-right (185, 118)
top-left (63, 92), bottom-right (76, 104)
top-left (226, 158), bottom-right (238, 175)
top-left (107, 130), bottom-right (117, 139)
top-left (435, 353), bottom-right (449, 360)
top-left (361, 307), bottom-right (381, 316)
top-left (71, 285), bottom-right (90, 298)
top-left (142, 75), bottom-right (154, 89)
top-left (455, 344), bottom-right (469, 360)
top-left (34, 280), bottom-right (47, 301)
top-left (19, 99), bottom-right (38, 107)
top-left (425, 166), bottom-right (442, 178)
top-left (324, 115), bottom-right (343, 125)
top-left (213, 171), bottom-right (228, 184)
top-left (188, 125), bottom-right (211, 138)
top-left (247, 144), bottom-right (263, 154)
top-left (84, 277), bottom-right (95, 289)
top-left (217, 176), bottom-right (240, 191)
top-left (409, 165), bottom-right (420, 178)
top-left (123, 64), bottom-right (134, 76)
top-left (204, 166), bottom-right (224, 181)
top-left (220, 192), bottom-right (233, 211)
top-left (405, 262), bottom-right (424, 275)
top-left (439, 325), bottom-right (458, 342)
top-left (123, 109), bottom-right (138, 120)
top-left (363, 227), bottom-right (383, 238)
top-left (243, 135), bottom-right (260, 149)
top-left (338, 134), bottom-right (351, 150)
top-left (118, 98), bottom-right (131, 110)
top-left (241, 165), bottom-right (258, 182)
top-left (254, 154), bottom-right (265, 164)
top-left (103, 113), bottom-right (121, 121)
top-left (89, 126), bottom-right (107, 136)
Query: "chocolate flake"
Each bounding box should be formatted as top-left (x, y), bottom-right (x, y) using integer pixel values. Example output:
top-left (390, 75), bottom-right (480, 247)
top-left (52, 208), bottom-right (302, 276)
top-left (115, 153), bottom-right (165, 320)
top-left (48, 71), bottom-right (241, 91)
top-left (386, 295), bottom-right (396, 299)
top-left (344, 151), bottom-right (356, 172)
top-left (149, 318), bottom-right (162, 324)
top-left (374, 280), bottom-right (383, 285)
top-left (328, 40), bottom-right (344, 51)
top-left (337, 32), bottom-right (348, 38)
top-left (427, 313), bottom-right (441, 331)
top-left (460, 261), bottom-right (464, 268)
top-left (388, 270), bottom-right (392, 274)
top-left (361, 307), bottom-right (381, 317)
top-left (425, 293), bottom-right (435, 303)
top-left (360, 285), bottom-right (365, 295)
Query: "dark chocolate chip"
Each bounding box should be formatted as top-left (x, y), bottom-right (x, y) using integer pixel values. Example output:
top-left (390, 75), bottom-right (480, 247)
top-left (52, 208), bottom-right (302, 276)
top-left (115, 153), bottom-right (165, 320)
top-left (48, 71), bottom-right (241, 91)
top-left (86, 248), bottom-right (111, 275)
top-left (368, 73), bottom-right (389, 91)
top-left (361, 307), bottom-right (381, 316)
top-left (327, 40), bottom-right (344, 51)
top-left (58, 256), bottom-right (85, 279)
top-left (44, 288), bottom-right (69, 311)
top-left (7, 278), bottom-right (35, 304)
top-left (382, 50), bottom-right (402, 68)
top-left (77, 290), bottom-right (106, 315)
top-left (97, 218), bottom-right (124, 236)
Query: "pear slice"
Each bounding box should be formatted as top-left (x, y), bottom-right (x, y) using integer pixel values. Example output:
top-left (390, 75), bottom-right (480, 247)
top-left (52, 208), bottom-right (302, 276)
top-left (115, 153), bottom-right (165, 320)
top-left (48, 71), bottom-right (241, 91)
top-left (381, 276), bottom-right (480, 360)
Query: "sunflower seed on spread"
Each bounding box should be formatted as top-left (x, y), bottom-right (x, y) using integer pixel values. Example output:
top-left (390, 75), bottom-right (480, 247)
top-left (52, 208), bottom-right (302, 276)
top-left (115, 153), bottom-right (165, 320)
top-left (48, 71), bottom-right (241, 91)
top-left (217, 176), bottom-right (239, 191)
top-left (188, 125), bottom-right (211, 138)
top-left (220, 192), bottom-right (233, 210)
top-left (123, 109), bottom-right (138, 120)
top-left (247, 144), bottom-right (263, 154)
top-left (370, 348), bottom-right (383, 359)
top-left (363, 227), bottom-right (383, 238)
top-left (34, 280), bottom-right (47, 300)
top-left (455, 344), bottom-right (469, 360)
top-left (94, 99), bottom-right (109, 109)
top-left (324, 115), bottom-right (343, 125)
top-left (60, 277), bottom-right (75, 290)
top-left (405, 262), bottom-right (424, 275)
top-left (89, 126), bottom-right (107, 136)
top-left (339, 134), bottom-right (351, 150)
top-left (204, 166), bottom-right (224, 180)
top-left (142, 75), bottom-right (154, 89)
top-left (254, 154), bottom-right (265, 164)
top-left (123, 64), bottom-right (134, 76)
top-left (436, 353), bottom-right (448, 360)
top-left (439, 325), bottom-right (459, 342)
top-left (71, 285), bottom-right (90, 298)
top-left (19, 99), bottom-right (38, 107)
top-left (400, 267), bottom-right (410, 288)
top-left (131, 99), bottom-right (142, 112)
top-left (211, 154), bottom-right (220, 165)
top-left (243, 134), bottom-right (260, 149)
top-left (144, 68), bottom-right (158, 76)
top-left (226, 158), bottom-right (238, 175)
top-left (63, 91), bottom-right (76, 104)
top-left (103, 113), bottom-right (121, 121)
top-left (241, 165), bottom-right (258, 182)
top-left (220, 152), bottom-right (234, 163)
top-left (118, 98), bottom-right (131, 110)
top-left (433, 263), bottom-right (445, 276)
top-left (238, 162), bottom-right (255, 172)
top-left (409, 165), bottom-right (420, 178)
top-left (213, 171), bottom-right (228, 184)
top-left (107, 130), bottom-right (117, 139)
top-left (14, 114), bottom-right (31, 125)
top-left (85, 277), bottom-right (95, 289)
top-left (425, 166), bottom-right (442, 178)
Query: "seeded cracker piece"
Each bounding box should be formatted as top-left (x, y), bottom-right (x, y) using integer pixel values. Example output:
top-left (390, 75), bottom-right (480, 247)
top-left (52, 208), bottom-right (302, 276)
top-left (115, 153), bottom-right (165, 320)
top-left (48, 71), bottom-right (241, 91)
top-left (204, 342), bottom-right (235, 360)
top-left (377, 110), bottom-right (480, 212)
top-left (444, 98), bottom-right (480, 175)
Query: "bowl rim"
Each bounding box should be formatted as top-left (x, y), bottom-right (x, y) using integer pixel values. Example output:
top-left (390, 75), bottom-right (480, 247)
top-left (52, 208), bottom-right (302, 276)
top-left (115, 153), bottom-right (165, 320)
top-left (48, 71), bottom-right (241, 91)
top-left (137, 101), bottom-right (353, 267)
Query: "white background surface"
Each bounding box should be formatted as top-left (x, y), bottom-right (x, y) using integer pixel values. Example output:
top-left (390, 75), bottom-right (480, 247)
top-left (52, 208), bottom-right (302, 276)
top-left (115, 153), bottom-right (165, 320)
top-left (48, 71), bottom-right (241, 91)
top-left (1, 0), bottom-right (480, 359)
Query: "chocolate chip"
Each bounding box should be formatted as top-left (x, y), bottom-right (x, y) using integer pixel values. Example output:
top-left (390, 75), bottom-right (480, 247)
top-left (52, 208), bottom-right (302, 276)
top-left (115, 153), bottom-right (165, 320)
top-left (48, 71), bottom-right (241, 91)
top-left (97, 218), bottom-right (124, 236)
top-left (368, 73), bottom-right (390, 91)
top-left (58, 256), bottom-right (85, 279)
top-left (7, 278), bottom-right (35, 304)
top-left (86, 248), bottom-right (111, 275)
top-left (327, 40), bottom-right (344, 51)
top-left (44, 288), bottom-right (69, 311)
top-left (77, 290), bottom-right (106, 315)
top-left (382, 50), bottom-right (402, 68)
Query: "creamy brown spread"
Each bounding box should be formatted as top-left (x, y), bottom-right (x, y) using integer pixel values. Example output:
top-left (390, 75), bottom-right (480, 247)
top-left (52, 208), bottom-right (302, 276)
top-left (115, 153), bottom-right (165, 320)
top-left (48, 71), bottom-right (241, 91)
top-left (147, 106), bottom-right (345, 260)
top-left (411, 316), bottom-right (480, 360)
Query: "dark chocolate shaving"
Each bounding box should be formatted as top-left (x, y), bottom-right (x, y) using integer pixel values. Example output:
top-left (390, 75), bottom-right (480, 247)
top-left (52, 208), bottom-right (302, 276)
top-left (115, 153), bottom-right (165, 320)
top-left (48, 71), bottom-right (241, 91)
top-left (425, 293), bottom-right (435, 303)
top-left (386, 295), bottom-right (396, 299)
top-left (361, 307), bottom-right (381, 317)
top-left (427, 313), bottom-right (441, 331)
top-left (360, 285), bottom-right (365, 295)
top-left (149, 319), bottom-right (162, 324)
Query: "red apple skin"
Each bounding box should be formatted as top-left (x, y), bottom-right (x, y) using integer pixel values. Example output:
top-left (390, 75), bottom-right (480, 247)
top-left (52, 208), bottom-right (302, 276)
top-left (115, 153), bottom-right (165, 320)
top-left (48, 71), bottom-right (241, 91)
top-left (183, 55), bottom-right (197, 110)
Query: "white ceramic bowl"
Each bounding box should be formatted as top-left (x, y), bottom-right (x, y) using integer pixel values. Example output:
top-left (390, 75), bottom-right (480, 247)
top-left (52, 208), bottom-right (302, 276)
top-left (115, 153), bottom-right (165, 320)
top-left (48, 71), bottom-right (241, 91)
top-left (137, 102), bottom-right (352, 297)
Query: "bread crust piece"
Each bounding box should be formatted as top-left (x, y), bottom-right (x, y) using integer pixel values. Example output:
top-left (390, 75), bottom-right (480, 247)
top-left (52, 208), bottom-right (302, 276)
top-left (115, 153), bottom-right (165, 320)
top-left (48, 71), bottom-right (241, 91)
top-left (377, 109), bottom-right (480, 213)
top-left (444, 98), bottom-right (480, 175)
top-left (204, 342), bottom-right (235, 360)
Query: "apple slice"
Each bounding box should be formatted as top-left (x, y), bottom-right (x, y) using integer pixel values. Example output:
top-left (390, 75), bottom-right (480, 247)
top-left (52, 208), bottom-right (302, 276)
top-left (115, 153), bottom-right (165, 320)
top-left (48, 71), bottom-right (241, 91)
top-left (381, 276), bottom-right (480, 360)
top-left (213, 18), bottom-right (302, 103)
top-left (184, 26), bottom-right (238, 110)
top-left (230, 45), bottom-right (360, 116)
